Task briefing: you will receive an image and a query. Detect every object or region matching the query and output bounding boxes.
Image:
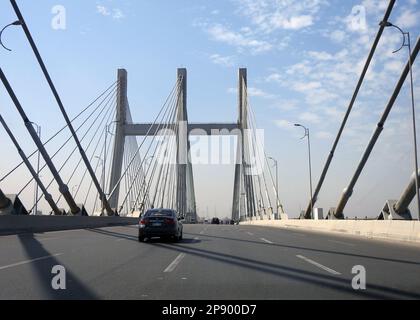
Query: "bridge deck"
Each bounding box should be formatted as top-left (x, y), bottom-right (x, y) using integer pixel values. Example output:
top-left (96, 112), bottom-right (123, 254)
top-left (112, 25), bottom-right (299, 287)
top-left (0, 224), bottom-right (419, 299)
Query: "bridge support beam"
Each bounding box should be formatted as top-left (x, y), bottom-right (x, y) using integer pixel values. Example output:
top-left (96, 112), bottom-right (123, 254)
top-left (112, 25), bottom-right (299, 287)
top-left (0, 189), bottom-right (11, 211)
top-left (0, 190), bottom-right (28, 216)
top-left (232, 68), bottom-right (257, 221)
top-left (108, 69), bottom-right (128, 212)
top-left (0, 69), bottom-right (82, 215)
top-left (332, 37), bottom-right (420, 219)
top-left (176, 68), bottom-right (188, 217)
top-left (379, 169), bottom-right (419, 220)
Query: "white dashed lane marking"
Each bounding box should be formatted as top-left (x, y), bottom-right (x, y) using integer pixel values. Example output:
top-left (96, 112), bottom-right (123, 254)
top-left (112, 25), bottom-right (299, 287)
top-left (164, 253), bottom-right (186, 273)
top-left (260, 238), bottom-right (274, 244)
top-left (0, 253), bottom-right (64, 271)
top-left (296, 255), bottom-right (341, 275)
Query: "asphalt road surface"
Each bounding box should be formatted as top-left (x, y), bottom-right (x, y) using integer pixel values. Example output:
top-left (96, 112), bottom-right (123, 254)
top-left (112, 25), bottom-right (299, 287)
top-left (1, 224), bottom-right (420, 300)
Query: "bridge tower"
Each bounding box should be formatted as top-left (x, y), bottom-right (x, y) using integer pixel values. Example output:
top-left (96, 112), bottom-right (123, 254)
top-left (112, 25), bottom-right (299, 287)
top-left (107, 67), bottom-right (266, 222)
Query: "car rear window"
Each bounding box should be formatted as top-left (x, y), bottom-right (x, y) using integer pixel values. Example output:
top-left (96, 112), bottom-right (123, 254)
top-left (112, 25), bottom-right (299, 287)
top-left (144, 210), bottom-right (174, 217)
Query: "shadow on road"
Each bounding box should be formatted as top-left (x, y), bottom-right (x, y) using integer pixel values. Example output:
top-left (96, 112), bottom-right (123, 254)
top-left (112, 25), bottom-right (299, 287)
top-left (17, 234), bottom-right (97, 300)
top-left (85, 226), bottom-right (420, 299)
top-left (186, 232), bottom-right (420, 267)
top-left (150, 238), bottom-right (420, 300)
top-left (87, 227), bottom-right (202, 245)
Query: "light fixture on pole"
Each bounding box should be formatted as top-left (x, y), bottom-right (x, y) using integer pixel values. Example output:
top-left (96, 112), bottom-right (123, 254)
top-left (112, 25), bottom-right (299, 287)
top-left (295, 124), bottom-right (314, 219)
top-left (0, 20), bottom-right (22, 52)
top-left (380, 21), bottom-right (419, 221)
top-left (268, 156), bottom-right (279, 219)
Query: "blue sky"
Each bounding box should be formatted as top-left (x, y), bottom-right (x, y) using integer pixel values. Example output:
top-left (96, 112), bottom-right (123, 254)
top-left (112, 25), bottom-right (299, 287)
top-left (0, 0), bottom-right (419, 218)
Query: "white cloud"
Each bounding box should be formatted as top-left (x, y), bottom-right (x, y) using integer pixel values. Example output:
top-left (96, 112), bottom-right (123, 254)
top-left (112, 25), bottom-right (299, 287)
top-left (316, 131), bottom-right (334, 139)
top-left (206, 24), bottom-right (272, 53)
top-left (307, 51), bottom-right (334, 61)
top-left (293, 81), bottom-right (322, 92)
top-left (210, 54), bottom-right (235, 67)
top-left (228, 86), bottom-right (274, 98)
top-left (395, 9), bottom-right (420, 28)
top-left (280, 15), bottom-right (314, 30)
top-left (272, 99), bottom-right (299, 111)
top-left (96, 5), bottom-right (110, 16)
top-left (248, 87), bottom-right (274, 98)
top-left (96, 5), bottom-right (125, 20)
top-left (329, 30), bottom-right (346, 43)
top-left (112, 9), bottom-right (125, 20)
top-left (299, 112), bottom-right (321, 124)
top-left (234, 0), bottom-right (328, 33)
top-left (274, 119), bottom-right (295, 130)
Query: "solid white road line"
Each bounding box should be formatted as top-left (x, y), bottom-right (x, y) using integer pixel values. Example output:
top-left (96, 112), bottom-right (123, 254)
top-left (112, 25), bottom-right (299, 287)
top-left (296, 255), bottom-right (341, 275)
top-left (164, 253), bottom-right (186, 273)
top-left (328, 240), bottom-right (355, 247)
top-left (0, 253), bottom-right (64, 271)
top-left (260, 238), bottom-right (274, 244)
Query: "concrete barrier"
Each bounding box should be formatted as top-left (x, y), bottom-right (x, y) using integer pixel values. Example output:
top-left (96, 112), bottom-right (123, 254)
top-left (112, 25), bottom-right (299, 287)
top-left (240, 219), bottom-right (420, 244)
top-left (0, 216), bottom-right (139, 236)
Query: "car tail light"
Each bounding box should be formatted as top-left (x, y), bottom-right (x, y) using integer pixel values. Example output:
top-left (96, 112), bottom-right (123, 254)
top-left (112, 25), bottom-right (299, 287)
top-left (165, 218), bottom-right (175, 225)
top-left (140, 218), bottom-right (148, 225)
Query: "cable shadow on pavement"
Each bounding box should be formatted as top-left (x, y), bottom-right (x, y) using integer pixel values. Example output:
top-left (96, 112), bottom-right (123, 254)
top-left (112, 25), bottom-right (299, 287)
top-left (16, 234), bottom-right (98, 300)
top-left (185, 232), bottom-right (420, 267)
top-left (149, 240), bottom-right (420, 300)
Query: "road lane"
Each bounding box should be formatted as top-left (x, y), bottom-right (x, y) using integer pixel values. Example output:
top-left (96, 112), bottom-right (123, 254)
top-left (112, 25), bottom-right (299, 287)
top-left (0, 224), bottom-right (419, 299)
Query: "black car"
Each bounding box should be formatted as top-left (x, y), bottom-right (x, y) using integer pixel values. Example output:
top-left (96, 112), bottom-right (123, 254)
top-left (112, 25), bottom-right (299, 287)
top-left (139, 209), bottom-right (183, 242)
top-left (211, 217), bottom-right (220, 225)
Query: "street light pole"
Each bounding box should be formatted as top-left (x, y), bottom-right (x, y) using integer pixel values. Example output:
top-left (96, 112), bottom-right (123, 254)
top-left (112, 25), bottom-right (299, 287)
top-left (30, 122), bottom-right (41, 215)
top-left (268, 156), bottom-right (279, 219)
top-left (295, 124), bottom-right (314, 219)
top-left (95, 156), bottom-right (105, 214)
top-left (381, 21), bottom-right (419, 220)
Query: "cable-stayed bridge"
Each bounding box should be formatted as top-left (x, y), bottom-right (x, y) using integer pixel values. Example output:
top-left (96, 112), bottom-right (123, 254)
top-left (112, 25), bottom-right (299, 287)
top-left (1, 0), bottom-right (420, 300)
top-left (0, 65), bottom-right (284, 222)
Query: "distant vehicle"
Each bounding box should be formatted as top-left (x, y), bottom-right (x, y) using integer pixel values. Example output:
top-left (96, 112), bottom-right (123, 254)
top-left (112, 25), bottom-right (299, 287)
top-left (138, 209), bottom-right (183, 242)
top-left (230, 220), bottom-right (235, 225)
top-left (211, 217), bottom-right (220, 225)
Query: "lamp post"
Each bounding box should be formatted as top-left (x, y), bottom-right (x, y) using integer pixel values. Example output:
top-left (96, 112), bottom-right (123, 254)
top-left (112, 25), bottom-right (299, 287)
top-left (0, 20), bottom-right (22, 52)
top-left (268, 156), bottom-right (279, 219)
top-left (30, 122), bottom-right (41, 215)
top-left (95, 156), bottom-right (105, 214)
top-left (104, 120), bottom-right (119, 195)
top-left (295, 124), bottom-right (314, 219)
top-left (380, 21), bottom-right (419, 220)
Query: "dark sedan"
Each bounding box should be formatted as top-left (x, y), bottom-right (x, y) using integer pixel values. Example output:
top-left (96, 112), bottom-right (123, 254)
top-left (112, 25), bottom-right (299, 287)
top-left (211, 217), bottom-right (220, 225)
top-left (138, 209), bottom-right (183, 242)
